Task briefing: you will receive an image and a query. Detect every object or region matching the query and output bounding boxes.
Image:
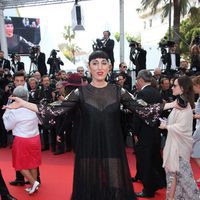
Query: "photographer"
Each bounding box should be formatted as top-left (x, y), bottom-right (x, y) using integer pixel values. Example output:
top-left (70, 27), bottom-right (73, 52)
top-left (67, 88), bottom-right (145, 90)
top-left (94, 31), bottom-right (115, 69)
top-left (10, 54), bottom-right (24, 74)
top-left (0, 50), bottom-right (10, 71)
top-left (47, 49), bottom-right (64, 76)
top-left (129, 42), bottom-right (146, 77)
top-left (190, 44), bottom-right (200, 75)
top-left (35, 46), bottom-right (47, 77)
top-left (161, 41), bottom-right (180, 78)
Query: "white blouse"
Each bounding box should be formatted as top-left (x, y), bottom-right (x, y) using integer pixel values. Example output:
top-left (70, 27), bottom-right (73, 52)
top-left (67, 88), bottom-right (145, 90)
top-left (3, 107), bottom-right (39, 138)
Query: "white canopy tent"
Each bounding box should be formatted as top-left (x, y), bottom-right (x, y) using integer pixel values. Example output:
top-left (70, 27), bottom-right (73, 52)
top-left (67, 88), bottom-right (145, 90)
top-left (0, 0), bottom-right (125, 66)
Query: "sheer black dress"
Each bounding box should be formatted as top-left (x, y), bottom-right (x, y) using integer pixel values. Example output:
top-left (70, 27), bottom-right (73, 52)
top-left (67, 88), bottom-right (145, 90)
top-left (37, 84), bottom-right (163, 200)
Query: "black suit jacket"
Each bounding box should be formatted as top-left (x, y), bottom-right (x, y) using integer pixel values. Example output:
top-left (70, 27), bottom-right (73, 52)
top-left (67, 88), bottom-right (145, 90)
top-left (132, 85), bottom-right (162, 145)
top-left (0, 59), bottom-right (10, 71)
top-left (37, 52), bottom-right (47, 76)
top-left (102, 39), bottom-right (115, 64)
top-left (130, 48), bottom-right (146, 76)
top-left (163, 53), bottom-right (180, 71)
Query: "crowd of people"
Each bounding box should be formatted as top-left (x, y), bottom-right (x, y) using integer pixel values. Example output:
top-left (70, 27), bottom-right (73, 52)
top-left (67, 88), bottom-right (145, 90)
top-left (0, 30), bottom-right (200, 200)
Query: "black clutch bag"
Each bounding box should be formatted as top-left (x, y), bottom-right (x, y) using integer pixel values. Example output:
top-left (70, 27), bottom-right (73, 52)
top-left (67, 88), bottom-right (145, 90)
top-left (177, 95), bottom-right (188, 108)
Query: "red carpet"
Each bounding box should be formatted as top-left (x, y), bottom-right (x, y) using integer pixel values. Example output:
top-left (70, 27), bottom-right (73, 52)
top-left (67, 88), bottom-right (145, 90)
top-left (0, 147), bottom-right (199, 200)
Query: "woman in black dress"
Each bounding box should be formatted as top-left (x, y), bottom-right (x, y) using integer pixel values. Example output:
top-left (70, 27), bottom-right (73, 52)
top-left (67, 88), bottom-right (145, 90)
top-left (4, 50), bottom-right (175, 200)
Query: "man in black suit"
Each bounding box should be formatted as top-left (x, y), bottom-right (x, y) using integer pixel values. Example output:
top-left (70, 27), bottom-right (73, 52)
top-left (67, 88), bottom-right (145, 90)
top-left (35, 46), bottom-right (47, 77)
top-left (101, 31), bottom-right (115, 70)
top-left (132, 70), bottom-right (166, 198)
top-left (10, 54), bottom-right (24, 74)
top-left (0, 51), bottom-right (10, 71)
top-left (129, 43), bottom-right (146, 77)
top-left (162, 42), bottom-right (180, 78)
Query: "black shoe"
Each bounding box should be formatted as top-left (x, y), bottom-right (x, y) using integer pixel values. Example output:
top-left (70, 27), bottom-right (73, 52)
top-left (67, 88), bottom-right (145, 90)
top-left (1, 194), bottom-right (17, 200)
top-left (65, 148), bottom-right (72, 152)
top-left (42, 147), bottom-right (49, 151)
top-left (135, 191), bottom-right (154, 198)
top-left (154, 183), bottom-right (166, 191)
top-left (9, 180), bottom-right (25, 186)
top-left (25, 180), bottom-right (30, 184)
top-left (54, 151), bottom-right (64, 155)
top-left (131, 177), bottom-right (138, 182)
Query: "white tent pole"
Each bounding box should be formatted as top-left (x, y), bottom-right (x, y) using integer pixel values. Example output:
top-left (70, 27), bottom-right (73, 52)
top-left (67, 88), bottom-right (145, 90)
top-left (0, 6), bottom-right (8, 58)
top-left (119, 0), bottom-right (124, 63)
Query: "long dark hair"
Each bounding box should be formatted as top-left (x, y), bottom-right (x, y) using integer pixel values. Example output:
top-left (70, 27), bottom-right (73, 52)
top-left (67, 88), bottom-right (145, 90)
top-left (177, 75), bottom-right (195, 109)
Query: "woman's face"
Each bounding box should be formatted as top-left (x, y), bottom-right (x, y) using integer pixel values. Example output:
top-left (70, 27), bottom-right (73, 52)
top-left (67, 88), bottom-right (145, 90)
top-left (172, 79), bottom-right (183, 96)
top-left (88, 58), bottom-right (109, 82)
top-left (5, 24), bottom-right (14, 37)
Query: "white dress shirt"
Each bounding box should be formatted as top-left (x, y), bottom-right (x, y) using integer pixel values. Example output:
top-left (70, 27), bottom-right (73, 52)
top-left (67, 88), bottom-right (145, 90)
top-left (3, 107), bottom-right (39, 138)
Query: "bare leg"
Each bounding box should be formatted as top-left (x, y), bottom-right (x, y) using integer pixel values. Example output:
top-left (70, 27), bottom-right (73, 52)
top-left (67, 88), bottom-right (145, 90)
top-left (166, 172), bottom-right (176, 200)
top-left (20, 169), bottom-right (35, 186)
top-left (30, 168), bottom-right (37, 181)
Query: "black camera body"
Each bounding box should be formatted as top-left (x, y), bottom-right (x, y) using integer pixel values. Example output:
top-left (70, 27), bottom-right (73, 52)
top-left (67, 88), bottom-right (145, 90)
top-left (92, 38), bottom-right (104, 51)
top-left (7, 82), bottom-right (15, 94)
top-left (129, 41), bottom-right (141, 55)
top-left (51, 49), bottom-right (60, 58)
top-left (54, 90), bottom-right (60, 99)
top-left (29, 46), bottom-right (39, 63)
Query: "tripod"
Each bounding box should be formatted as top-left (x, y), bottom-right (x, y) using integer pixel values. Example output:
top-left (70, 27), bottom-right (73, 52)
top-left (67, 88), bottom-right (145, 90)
top-left (29, 61), bottom-right (38, 76)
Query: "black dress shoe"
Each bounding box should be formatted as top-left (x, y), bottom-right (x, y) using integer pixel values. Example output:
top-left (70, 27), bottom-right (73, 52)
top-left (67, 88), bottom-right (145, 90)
top-left (41, 147), bottom-right (49, 151)
top-left (2, 194), bottom-right (17, 200)
top-left (135, 191), bottom-right (154, 198)
top-left (9, 180), bottom-right (25, 186)
top-left (54, 151), bottom-right (64, 155)
top-left (66, 148), bottom-right (72, 152)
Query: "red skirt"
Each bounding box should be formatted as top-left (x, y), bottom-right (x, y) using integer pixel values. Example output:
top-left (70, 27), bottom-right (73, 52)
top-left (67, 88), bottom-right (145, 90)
top-left (12, 134), bottom-right (42, 170)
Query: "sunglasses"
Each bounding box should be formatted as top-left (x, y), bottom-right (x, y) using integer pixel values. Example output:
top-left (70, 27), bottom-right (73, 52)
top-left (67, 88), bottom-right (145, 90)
top-left (122, 66), bottom-right (127, 68)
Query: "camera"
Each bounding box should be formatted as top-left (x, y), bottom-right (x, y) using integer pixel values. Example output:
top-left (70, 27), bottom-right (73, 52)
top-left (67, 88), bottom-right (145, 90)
top-left (6, 82), bottom-right (15, 94)
top-left (10, 53), bottom-right (16, 60)
top-left (92, 38), bottom-right (104, 51)
top-left (54, 90), bottom-right (60, 98)
top-left (51, 49), bottom-right (60, 57)
top-left (29, 46), bottom-right (39, 63)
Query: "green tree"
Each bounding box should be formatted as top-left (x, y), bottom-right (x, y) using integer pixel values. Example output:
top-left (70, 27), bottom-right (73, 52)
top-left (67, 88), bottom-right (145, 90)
top-left (179, 7), bottom-right (200, 57)
top-left (140, 0), bottom-right (191, 44)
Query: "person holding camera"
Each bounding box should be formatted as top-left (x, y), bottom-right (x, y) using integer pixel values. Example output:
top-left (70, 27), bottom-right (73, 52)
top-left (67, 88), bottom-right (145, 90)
top-left (190, 44), bottom-right (200, 75)
top-left (162, 42), bottom-right (180, 78)
top-left (35, 46), bottom-right (47, 77)
top-left (47, 50), bottom-right (64, 76)
top-left (129, 42), bottom-right (147, 77)
top-left (10, 54), bottom-right (25, 74)
top-left (0, 50), bottom-right (10, 71)
top-left (94, 31), bottom-right (115, 70)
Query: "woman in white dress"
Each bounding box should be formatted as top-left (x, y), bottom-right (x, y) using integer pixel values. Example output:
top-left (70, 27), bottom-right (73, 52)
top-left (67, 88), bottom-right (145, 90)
top-left (192, 75), bottom-right (200, 183)
top-left (159, 75), bottom-right (200, 200)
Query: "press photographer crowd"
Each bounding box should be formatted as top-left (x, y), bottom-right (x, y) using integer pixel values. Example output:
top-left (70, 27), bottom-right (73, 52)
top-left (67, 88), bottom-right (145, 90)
top-left (0, 29), bottom-right (200, 200)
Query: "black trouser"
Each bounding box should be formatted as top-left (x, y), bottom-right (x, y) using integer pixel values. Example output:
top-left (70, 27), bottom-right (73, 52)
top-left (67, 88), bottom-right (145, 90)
top-left (0, 119), bottom-right (7, 147)
top-left (15, 168), bottom-right (41, 182)
top-left (135, 144), bottom-right (166, 195)
top-left (0, 170), bottom-right (9, 197)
